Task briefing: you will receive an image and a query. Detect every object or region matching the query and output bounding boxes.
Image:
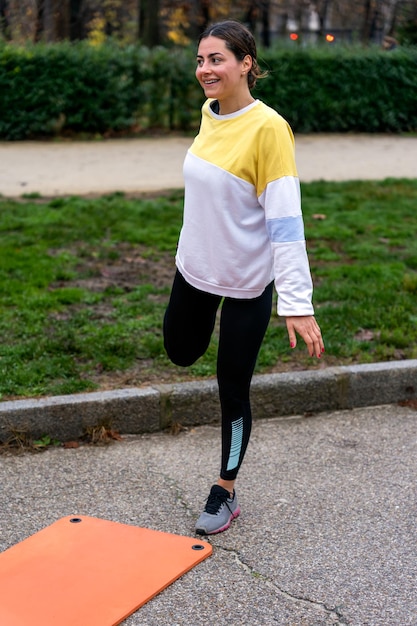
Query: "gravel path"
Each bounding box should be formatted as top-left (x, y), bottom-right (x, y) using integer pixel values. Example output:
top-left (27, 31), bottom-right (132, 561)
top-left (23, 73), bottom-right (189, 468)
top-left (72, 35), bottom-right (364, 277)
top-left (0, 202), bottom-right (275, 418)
top-left (0, 134), bottom-right (416, 198)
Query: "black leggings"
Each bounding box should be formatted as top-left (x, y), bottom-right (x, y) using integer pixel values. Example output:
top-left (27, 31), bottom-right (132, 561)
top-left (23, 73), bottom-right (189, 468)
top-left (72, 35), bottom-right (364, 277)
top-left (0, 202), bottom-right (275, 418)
top-left (163, 270), bottom-right (273, 481)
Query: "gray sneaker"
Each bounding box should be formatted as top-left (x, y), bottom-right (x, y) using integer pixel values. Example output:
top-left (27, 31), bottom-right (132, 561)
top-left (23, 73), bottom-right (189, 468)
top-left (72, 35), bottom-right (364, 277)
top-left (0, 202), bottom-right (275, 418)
top-left (195, 485), bottom-right (241, 535)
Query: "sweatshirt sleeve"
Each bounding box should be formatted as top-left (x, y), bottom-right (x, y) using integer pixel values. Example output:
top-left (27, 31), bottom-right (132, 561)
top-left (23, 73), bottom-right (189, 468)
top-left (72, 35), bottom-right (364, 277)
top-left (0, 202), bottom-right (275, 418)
top-left (257, 117), bottom-right (314, 317)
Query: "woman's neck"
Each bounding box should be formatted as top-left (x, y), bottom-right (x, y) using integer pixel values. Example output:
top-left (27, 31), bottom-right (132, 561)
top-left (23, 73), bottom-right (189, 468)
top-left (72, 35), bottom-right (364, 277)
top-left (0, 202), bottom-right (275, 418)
top-left (217, 94), bottom-right (255, 115)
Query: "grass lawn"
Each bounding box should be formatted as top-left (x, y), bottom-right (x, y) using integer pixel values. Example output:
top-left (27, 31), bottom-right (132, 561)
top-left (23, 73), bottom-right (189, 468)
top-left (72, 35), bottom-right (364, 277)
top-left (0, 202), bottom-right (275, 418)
top-left (1, 179), bottom-right (416, 400)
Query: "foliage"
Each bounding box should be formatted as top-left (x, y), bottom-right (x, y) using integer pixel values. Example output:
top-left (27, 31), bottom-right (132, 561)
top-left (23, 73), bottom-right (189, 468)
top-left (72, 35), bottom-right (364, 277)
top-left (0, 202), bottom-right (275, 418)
top-left (0, 40), bottom-right (203, 139)
top-left (161, 6), bottom-right (191, 46)
top-left (0, 180), bottom-right (417, 399)
top-left (0, 41), bottom-right (148, 139)
top-left (255, 45), bottom-right (417, 133)
top-left (0, 41), bottom-right (416, 139)
top-left (397, 19), bottom-right (417, 46)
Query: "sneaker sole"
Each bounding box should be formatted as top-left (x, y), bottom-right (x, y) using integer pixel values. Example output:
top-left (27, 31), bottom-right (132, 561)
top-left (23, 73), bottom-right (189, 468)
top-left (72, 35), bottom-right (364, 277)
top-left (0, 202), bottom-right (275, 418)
top-left (195, 505), bottom-right (241, 536)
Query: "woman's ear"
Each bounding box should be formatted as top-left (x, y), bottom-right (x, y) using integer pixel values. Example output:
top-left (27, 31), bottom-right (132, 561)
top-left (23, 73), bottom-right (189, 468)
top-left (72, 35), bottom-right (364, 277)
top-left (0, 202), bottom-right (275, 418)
top-left (242, 54), bottom-right (253, 74)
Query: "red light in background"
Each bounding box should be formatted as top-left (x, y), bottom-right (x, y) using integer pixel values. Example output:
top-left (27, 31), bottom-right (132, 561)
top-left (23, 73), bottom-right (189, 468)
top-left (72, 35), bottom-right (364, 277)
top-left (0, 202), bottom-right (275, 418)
top-left (325, 33), bottom-right (335, 42)
top-left (289, 33), bottom-right (299, 41)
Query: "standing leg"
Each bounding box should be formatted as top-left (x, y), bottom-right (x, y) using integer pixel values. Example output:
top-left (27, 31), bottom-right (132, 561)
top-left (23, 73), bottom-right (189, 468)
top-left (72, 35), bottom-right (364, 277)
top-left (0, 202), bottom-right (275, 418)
top-left (195, 282), bottom-right (273, 535)
top-left (217, 281), bottom-right (273, 485)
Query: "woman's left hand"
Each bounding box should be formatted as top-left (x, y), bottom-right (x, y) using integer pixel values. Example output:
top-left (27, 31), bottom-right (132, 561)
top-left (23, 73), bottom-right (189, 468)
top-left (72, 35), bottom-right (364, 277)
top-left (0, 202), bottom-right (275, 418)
top-left (285, 316), bottom-right (325, 358)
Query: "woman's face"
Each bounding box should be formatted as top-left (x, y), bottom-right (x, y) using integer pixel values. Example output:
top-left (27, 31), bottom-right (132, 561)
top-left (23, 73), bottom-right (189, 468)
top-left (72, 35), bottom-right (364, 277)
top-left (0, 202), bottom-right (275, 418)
top-left (196, 36), bottom-right (251, 104)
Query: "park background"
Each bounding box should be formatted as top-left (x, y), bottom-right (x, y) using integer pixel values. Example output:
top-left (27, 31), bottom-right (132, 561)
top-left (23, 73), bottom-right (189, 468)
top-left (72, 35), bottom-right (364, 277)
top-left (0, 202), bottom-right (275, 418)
top-left (0, 0), bottom-right (416, 403)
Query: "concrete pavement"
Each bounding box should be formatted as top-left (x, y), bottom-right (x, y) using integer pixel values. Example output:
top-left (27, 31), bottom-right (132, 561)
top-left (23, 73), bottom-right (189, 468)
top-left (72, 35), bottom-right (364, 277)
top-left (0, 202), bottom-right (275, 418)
top-left (1, 404), bottom-right (416, 625)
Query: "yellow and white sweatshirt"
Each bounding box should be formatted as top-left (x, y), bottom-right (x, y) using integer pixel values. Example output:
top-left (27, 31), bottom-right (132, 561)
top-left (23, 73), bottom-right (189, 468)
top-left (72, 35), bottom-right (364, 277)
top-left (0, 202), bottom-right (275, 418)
top-left (175, 99), bottom-right (314, 316)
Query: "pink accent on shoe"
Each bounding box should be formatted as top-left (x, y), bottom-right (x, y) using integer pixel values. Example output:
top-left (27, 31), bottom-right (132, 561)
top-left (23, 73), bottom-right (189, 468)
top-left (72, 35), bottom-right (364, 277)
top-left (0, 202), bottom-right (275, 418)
top-left (209, 505), bottom-right (241, 535)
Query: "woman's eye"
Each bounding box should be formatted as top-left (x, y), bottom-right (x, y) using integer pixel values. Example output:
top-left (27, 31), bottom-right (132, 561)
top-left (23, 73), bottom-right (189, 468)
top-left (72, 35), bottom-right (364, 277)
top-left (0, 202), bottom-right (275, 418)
top-left (196, 57), bottom-right (221, 67)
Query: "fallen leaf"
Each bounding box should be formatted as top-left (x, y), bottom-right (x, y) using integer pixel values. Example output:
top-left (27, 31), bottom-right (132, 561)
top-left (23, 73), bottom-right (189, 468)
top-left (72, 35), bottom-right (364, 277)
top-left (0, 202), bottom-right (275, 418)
top-left (107, 429), bottom-right (123, 441)
top-left (399, 399), bottom-right (417, 410)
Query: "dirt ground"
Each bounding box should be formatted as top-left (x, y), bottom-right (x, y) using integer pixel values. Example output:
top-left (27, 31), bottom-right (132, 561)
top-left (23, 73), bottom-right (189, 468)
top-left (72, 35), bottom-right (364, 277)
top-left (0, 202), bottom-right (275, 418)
top-left (58, 239), bottom-right (346, 394)
top-left (0, 134), bottom-right (417, 198)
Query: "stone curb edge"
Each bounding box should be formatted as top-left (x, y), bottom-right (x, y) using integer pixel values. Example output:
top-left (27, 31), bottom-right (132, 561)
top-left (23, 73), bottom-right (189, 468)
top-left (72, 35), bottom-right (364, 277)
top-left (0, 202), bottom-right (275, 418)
top-left (1, 360), bottom-right (416, 441)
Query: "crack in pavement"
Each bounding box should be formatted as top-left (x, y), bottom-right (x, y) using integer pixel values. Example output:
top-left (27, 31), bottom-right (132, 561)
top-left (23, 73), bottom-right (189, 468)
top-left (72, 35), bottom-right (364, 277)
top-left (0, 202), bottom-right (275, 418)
top-left (218, 546), bottom-right (350, 625)
top-left (156, 468), bottom-right (349, 623)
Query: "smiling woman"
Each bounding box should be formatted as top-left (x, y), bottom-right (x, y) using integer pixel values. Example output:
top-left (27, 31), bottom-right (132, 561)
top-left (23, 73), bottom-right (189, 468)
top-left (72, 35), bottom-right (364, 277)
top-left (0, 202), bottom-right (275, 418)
top-left (195, 21), bottom-right (267, 114)
top-left (163, 20), bottom-right (325, 536)
top-left (195, 36), bottom-right (254, 114)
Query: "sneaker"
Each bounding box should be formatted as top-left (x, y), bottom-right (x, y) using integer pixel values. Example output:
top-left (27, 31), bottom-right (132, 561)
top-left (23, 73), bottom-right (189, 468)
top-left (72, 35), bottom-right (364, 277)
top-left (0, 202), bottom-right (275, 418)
top-left (195, 485), bottom-right (241, 535)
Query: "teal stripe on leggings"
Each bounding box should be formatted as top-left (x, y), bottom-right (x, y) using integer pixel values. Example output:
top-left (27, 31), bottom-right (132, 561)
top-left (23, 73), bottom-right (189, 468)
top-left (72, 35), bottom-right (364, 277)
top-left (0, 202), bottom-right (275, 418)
top-left (226, 417), bottom-right (244, 472)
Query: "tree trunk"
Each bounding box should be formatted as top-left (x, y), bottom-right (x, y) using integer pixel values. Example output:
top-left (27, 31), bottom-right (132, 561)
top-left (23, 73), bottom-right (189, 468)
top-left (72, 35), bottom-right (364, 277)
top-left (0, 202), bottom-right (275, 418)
top-left (138, 0), bottom-right (142, 40)
top-left (199, 0), bottom-right (210, 33)
top-left (34, 0), bottom-right (70, 42)
top-left (186, 0), bottom-right (210, 41)
top-left (361, 0), bottom-right (374, 43)
top-left (55, 0), bottom-right (70, 40)
top-left (245, 1), bottom-right (258, 33)
top-left (69, 0), bottom-right (84, 40)
top-left (139, 0), bottom-right (160, 46)
top-left (383, 0), bottom-right (400, 36)
top-left (43, 0), bottom-right (55, 41)
top-left (260, 0), bottom-right (271, 47)
top-left (34, 0), bottom-right (45, 42)
top-left (0, 0), bottom-right (10, 40)
top-left (318, 0), bottom-right (332, 32)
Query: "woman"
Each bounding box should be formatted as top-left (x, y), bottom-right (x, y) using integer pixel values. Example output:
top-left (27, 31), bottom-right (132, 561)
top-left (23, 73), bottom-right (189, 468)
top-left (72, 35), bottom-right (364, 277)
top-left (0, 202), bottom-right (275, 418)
top-left (163, 20), bottom-right (324, 535)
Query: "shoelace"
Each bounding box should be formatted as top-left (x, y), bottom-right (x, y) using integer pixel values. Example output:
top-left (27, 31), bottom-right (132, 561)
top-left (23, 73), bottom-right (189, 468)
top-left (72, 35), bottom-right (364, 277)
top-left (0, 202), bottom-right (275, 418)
top-left (205, 490), bottom-right (231, 515)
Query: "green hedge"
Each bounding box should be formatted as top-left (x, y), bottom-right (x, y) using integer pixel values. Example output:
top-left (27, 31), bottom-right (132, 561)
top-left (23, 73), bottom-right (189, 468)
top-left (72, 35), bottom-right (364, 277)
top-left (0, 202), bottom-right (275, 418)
top-left (0, 42), bottom-right (202, 139)
top-left (0, 42), bottom-right (416, 139)
top-left (256, 47), bottom-right (417, 133)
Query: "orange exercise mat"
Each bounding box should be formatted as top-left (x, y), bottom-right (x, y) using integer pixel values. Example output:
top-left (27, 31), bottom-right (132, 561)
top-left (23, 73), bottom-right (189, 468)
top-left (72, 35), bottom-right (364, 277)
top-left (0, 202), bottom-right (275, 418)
top-left (0, 515), bottom-right (212, 626)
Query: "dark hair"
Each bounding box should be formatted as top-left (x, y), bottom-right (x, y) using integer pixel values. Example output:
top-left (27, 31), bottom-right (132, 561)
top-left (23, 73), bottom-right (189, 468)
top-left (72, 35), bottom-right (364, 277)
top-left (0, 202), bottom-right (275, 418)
top-left (198, 20), bottom-right (267, 89)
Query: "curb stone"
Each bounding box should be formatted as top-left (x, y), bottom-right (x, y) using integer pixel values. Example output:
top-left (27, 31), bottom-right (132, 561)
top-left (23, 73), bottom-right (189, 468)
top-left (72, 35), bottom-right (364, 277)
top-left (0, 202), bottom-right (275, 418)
top-left (0, 360), bottom-right (416, 442)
